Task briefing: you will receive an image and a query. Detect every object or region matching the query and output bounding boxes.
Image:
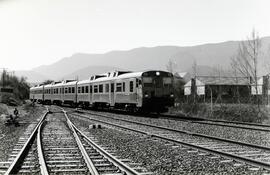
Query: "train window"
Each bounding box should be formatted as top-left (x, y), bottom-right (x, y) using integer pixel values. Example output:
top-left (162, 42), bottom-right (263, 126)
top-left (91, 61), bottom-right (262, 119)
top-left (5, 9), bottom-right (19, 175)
top-left (78, 87), bottom-right (81, 93)
top-left (72, 87), bottom-right (75, 93)
top-left (163, 77), bottom-right (172, 84)
top-left (94, 85), bottom-right (98, 93)
top-left (65, 88), bottom-right (68, 93)
top-left (62, 88), bottom-right (64, 94)
top-left (85, 86), bottom-right (89, 93)
top-left (111, 83), bottom-right (114, 92)
top-left (130, 81), bottom-right (134, 92)
top-left (122, 82), bottom-right (125, 92)
top-left (116, 83), bottom-right (122, 92)
top-left (143, 77), bottom-right (152, 87)
top-left (90, 85), bottom-right (93, 93)
top-left (99, 84), bottom-right (103, 93)
top-left (82, 86), bottom-right (85, 93)
top-left (143, 77), bottom-right (152, 83)
top-left (105, 84), bottom-right (109, 93)
top-left (68, 87), bottom-right (71, 93)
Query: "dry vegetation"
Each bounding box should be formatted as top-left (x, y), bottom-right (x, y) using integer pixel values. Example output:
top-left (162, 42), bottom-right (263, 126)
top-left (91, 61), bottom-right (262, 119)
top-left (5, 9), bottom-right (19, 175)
top-left (0, 103), bottom-right (46, 161)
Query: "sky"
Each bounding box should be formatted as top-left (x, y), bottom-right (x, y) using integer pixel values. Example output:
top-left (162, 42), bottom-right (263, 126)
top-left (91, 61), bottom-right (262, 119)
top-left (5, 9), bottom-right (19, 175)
top-left (0, 0), bottom-right (270, 70)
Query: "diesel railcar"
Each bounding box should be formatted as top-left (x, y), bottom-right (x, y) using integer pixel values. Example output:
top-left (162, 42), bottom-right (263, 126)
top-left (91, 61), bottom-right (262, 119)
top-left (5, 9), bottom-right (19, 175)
top-left (29, 70), bottom-right (175, 112)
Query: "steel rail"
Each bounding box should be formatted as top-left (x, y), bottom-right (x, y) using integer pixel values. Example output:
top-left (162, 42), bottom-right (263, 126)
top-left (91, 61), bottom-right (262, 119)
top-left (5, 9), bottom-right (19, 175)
top-left (190, 120), bottom-right (270, 132)
top-left (37, 120), bottom-right (49, 175)
top-left (5, 108), bottom-right (50, 175)
top-left (72, 113), bottom-right (270, 171)
top-left (63, 111), bottom-right (100, 175)
top-left (77, 109), bottom-right (270, 132)
top-left (64, 111), bottom-right (140, 175)
top-left (73, 121), bottom-right (140, 175)
top-left (74, 113), bottom-right (270, 151)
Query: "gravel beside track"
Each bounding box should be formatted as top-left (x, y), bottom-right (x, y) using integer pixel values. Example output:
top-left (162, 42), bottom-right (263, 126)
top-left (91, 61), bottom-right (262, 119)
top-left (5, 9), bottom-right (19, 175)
top-left (69, 114), bottom-right (269, 174)
top-left (82, 110), bottom-right (270, 147)
top-left (0, 104), bottom-right (47, 162)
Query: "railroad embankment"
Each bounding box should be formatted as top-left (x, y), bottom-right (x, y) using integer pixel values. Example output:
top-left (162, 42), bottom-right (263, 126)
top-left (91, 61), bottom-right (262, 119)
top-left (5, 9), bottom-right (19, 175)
top-left (170, 103), bottom-right (270, 124)
top-left (0, 102), bottom-right (46, 161)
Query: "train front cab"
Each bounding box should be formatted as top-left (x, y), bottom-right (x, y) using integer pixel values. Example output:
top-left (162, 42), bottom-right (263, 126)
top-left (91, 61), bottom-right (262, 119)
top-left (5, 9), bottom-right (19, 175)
top-left (141, 71), bottom-right (174, 112)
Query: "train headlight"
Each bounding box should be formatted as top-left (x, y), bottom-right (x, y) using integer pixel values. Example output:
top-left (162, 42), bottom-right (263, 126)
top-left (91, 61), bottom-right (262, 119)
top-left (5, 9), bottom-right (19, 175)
top-left (156, 72), bottom-right (160, 76)
top-left (145, 94), bottom-right (149, 98)
top-left (170, 94), bottom-right (174, 97)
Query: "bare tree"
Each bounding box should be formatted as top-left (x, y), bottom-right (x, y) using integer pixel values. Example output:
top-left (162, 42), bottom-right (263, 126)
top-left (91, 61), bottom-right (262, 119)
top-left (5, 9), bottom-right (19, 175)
top-left (264, 45), bottom-right (270, 73)
top-left (192, 60), bottom-right (197, 77)
top-left (166, 59), bottom-right (177, 74)
top-left (231, 29), bottom-right (262, 105)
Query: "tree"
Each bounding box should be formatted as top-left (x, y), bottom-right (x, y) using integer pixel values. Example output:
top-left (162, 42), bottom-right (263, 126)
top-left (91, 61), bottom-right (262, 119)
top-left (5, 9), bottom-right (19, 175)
top-left (231, 29), bottom-right (262, 105)
top-left (166, 59), bottom-right (177, 74)
top-left (42, 80), bottom-right (54, 85)
top-left (192, 60), bottom-right (197, 78)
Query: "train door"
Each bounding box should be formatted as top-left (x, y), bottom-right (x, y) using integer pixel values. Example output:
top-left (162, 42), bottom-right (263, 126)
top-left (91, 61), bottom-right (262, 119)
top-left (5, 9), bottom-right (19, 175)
top-left (136, 78), bottom-right (142, 106)
top-left (89, 84), bottom-right (93, 105)
top-left (110, 82), bottom-right (115, 106)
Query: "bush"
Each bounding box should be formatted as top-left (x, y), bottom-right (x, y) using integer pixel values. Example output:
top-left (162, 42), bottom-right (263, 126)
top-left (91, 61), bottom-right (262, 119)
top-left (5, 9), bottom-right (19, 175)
top-left (173, 102), bottom-right (269, 123)
top-left (0, 70), bottom-right (30, 103)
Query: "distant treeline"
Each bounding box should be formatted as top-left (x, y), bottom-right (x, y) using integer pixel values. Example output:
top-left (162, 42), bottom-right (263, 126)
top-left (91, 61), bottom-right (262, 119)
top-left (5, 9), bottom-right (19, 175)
top-left (0, 70), bottom-right (30, 101)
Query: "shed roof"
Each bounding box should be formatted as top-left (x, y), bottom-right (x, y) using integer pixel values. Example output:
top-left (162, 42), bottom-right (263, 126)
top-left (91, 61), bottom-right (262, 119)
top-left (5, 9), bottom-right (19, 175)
top-left (185, 76), bottom-right (250, 87)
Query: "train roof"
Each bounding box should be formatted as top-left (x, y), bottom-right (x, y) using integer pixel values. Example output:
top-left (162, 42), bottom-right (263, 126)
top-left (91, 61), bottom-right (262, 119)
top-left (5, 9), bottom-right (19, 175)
top-left (91, 76), bottom-right (113, 83)
top-left (63, 80), bottom-right (77, 86)
top-left (77, 79), bottom-right (91, 85)
top-left (52, 81), bottom-right (64, 87)
top-left (44, 83), bottom-right (53, 88)
top-left (116, 72), bottom-right (143, 79)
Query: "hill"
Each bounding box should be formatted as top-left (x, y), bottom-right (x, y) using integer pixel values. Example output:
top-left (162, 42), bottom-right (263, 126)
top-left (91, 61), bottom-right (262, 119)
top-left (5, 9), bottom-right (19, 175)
top-left (20, 36), bottom-right (270, 83)
top-left (61, 65), bottom-right (122, 80)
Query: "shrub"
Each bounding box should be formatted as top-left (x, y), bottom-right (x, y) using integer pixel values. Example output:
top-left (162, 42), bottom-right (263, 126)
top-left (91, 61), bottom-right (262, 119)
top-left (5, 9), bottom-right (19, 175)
top-left (173, 102), bottom-right (269, 123)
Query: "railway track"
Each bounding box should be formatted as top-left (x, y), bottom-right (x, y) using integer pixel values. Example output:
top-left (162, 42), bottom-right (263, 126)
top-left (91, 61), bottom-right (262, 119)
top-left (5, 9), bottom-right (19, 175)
top-left (75, 108), bottom-right (270, 132)
top-left (70, 111), bottom-right (270, 173)
top-left (0, 108), bottom-right (49, 174)
top-left (2, 106), bottom-right (148, 175)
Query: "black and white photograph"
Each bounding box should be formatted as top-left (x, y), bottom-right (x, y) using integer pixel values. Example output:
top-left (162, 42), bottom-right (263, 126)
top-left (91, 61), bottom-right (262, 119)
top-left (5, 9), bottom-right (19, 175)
top-left (1, 0), bottom-right (270, 174)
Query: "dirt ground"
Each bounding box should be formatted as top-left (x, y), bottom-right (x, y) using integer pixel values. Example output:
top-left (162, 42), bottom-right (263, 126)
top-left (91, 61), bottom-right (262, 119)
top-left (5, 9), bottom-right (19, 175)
top-left (0, 102), bottom-right (46, 161)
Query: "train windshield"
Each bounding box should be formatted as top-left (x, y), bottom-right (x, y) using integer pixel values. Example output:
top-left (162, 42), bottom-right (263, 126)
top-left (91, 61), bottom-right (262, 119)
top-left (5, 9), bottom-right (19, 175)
top-left (163, 77), bottom-right (172, 84)
top-left (143, 77), bottom-right (153, 87)
top-left (142, 71), bottom-right (173, 88)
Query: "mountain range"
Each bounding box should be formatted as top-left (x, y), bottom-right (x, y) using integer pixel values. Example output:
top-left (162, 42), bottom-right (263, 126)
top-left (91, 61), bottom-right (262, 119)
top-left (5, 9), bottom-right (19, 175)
top-left (15, 36), bottom-right (270, 83)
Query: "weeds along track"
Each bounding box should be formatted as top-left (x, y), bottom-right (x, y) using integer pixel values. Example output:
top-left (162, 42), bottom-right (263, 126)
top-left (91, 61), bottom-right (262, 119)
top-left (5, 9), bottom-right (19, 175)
top-left (0, 108), bottom-right (49, 175)
top-left (2, 106), bottom-right (146, 175)
top-left (71, 111), bottom-right (270, 173)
